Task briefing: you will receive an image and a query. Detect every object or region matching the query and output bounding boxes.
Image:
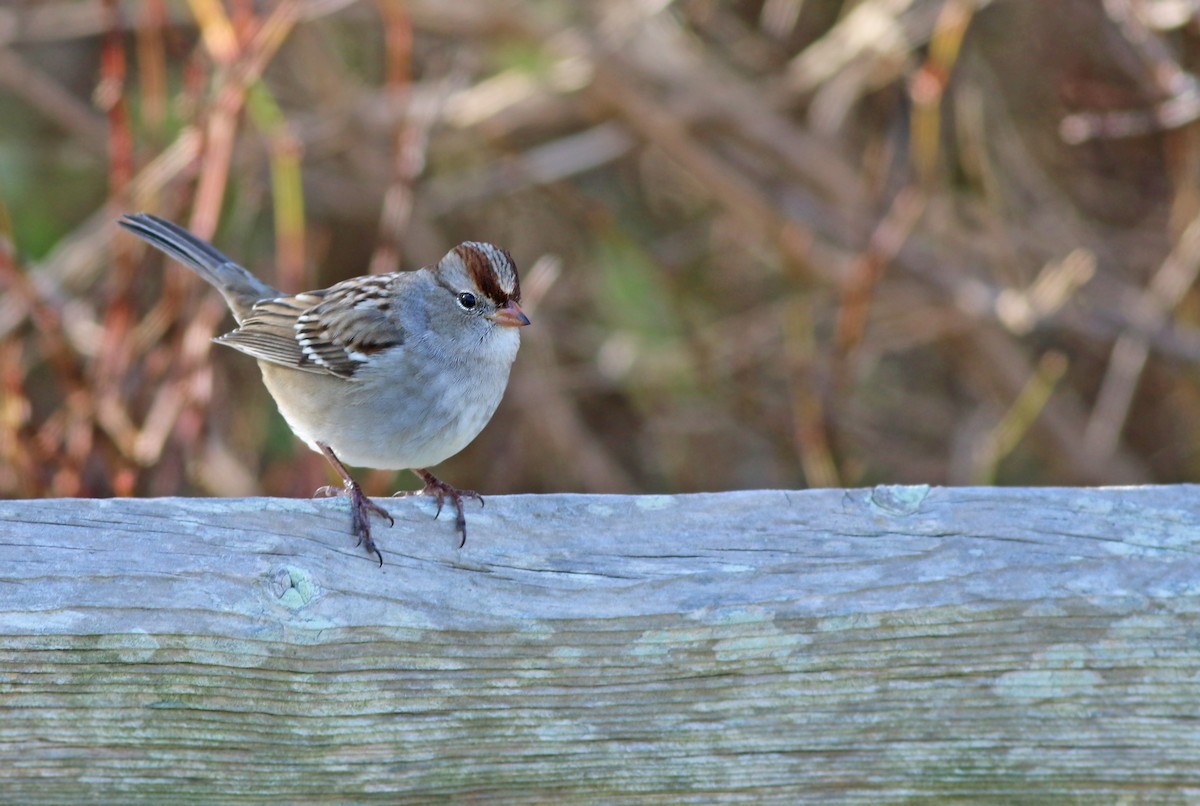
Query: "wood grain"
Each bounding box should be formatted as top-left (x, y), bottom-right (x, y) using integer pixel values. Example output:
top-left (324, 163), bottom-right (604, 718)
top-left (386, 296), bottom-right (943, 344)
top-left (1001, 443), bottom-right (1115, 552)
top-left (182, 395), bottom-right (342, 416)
top-left (1, 487), bottom-right (1198, 803)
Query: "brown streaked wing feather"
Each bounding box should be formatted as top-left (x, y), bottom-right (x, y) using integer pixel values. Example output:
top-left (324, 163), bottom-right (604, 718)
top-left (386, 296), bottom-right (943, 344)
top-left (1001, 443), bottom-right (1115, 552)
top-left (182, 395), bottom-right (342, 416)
top-left (214, 279), bottom-right (404, 379)
top-left (215, 295), bottom-right (318, 372)
top-left (296, 297), bottom-right (400, 378)
top-left (295, 276), bottom-right (403, 378)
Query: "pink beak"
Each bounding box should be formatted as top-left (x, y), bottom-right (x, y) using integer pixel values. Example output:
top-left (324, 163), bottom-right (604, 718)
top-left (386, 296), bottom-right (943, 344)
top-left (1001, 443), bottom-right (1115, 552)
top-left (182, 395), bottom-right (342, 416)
top-left (490, 300), bottom-right (531, 328)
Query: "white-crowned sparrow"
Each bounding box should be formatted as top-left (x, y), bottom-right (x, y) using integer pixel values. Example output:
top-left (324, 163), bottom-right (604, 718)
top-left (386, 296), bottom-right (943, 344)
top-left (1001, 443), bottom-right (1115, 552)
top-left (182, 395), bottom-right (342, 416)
top-left (118, 213), bottom-right (530, 564)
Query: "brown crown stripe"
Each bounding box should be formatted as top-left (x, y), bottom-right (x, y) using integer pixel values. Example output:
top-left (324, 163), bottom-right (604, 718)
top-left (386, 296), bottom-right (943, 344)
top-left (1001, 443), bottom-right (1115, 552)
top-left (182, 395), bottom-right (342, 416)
top-left (455, 243), bottom-right (519, 304)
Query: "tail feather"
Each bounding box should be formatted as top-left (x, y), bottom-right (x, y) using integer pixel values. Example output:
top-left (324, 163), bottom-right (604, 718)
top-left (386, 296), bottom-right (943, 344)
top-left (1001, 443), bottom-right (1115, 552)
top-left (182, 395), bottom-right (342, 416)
top-left (118, 213), bottom-right (279, 322)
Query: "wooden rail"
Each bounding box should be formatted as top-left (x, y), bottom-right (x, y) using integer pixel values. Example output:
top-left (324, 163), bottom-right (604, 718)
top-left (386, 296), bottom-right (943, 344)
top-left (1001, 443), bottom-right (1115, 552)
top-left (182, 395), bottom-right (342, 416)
top-left (1, 487), bottom-right (1198, 803)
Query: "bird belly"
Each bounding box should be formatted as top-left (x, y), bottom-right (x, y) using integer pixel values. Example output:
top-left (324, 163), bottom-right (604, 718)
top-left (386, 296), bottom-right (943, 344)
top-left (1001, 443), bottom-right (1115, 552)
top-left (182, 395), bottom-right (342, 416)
top-left (258, 352), bottom-right (512, 471)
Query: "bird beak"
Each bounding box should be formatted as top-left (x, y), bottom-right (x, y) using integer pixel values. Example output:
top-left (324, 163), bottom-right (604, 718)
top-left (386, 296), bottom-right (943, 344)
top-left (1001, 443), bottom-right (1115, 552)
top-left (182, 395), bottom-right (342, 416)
top-left (490, 300), bottom-right (531, 328)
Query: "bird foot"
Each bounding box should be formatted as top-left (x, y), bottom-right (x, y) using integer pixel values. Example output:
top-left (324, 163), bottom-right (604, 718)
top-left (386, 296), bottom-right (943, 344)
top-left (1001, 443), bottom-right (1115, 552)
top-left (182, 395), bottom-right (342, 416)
top-left (393, 469), bottom-right (482, 548)
top-left (314, 481), bottom-right (393, 566)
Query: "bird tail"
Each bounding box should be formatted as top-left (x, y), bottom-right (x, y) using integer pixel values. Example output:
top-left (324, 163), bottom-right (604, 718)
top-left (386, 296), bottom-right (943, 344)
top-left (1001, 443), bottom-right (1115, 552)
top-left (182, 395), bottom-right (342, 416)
top-left (118, 213), bottom-right (279, 322)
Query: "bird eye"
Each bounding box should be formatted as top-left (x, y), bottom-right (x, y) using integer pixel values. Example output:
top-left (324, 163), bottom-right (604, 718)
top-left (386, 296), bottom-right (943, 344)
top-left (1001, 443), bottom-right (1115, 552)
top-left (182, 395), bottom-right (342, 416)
top-left (457, 292), bottom-right (477, 310)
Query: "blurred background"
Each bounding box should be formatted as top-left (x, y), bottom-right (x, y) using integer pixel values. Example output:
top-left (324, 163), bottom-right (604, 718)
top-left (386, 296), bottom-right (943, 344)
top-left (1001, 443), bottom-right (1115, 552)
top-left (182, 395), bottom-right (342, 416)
top-left (2, 0), bottom-right (1200, 504)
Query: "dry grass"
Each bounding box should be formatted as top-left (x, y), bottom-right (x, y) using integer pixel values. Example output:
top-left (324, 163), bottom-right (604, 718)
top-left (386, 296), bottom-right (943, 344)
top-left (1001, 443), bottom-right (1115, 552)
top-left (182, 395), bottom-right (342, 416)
top-left (2, 0), bottom-right (1200, 504)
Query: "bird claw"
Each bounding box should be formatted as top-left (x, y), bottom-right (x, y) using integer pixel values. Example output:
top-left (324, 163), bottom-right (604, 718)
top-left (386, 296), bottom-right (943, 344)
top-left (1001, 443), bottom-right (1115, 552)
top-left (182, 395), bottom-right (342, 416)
top-left (394, 470), bottom-right (482, 547)
top-left (314, 480), bottom-right (392, 566)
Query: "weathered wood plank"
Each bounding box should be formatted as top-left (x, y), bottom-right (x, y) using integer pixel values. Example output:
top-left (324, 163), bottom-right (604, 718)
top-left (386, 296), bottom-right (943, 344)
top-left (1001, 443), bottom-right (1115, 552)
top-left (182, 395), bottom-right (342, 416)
top-left (1, 487), bottom-right (1199, 803)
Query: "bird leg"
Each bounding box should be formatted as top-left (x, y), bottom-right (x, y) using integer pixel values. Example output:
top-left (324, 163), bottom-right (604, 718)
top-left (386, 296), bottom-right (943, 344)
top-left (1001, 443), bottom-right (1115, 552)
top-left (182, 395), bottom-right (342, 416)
top-left (393, 469), bottom-right (483, 548)
top-left (314, 442), bottom-right (393, 566)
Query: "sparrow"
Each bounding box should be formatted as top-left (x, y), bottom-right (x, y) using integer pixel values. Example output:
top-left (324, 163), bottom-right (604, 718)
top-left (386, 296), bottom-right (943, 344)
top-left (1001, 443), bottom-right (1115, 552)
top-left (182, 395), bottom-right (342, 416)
top-left (119, 213), bottom-right (529, 564)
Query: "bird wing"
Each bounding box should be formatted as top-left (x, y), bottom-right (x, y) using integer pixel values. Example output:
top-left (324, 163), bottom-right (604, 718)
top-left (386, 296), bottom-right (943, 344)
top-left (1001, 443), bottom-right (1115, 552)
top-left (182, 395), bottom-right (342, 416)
top-left (215, 275), bottom-right (404, 379)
